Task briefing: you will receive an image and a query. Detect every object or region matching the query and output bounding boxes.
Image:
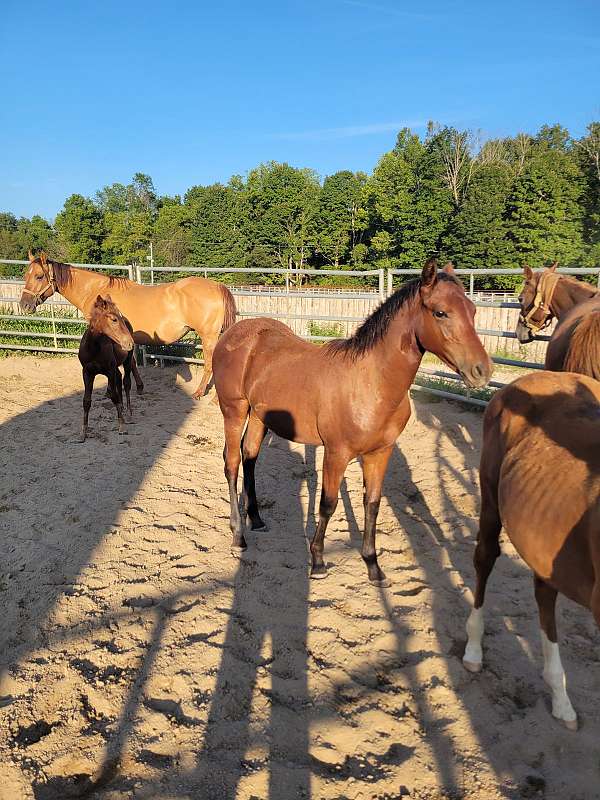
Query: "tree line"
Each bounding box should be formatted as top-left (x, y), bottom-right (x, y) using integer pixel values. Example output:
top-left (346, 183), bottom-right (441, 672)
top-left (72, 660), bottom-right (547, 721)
top-left (1, 121), bottom-right (599, 288)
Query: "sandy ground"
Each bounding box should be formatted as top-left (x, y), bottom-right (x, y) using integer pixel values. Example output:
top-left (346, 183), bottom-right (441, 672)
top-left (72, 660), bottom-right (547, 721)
top-left (0, 357), bottom-right (599, 800)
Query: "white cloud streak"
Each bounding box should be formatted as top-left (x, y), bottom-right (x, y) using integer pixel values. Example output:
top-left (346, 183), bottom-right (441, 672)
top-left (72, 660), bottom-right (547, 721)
top-left (272, 120), bottom-right (427, 141)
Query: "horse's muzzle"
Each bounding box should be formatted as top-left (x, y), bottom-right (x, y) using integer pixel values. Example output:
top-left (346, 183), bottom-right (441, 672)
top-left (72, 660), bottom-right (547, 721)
top-left (515, 319), bottom-right (535, 344)
top-left (459, 358), bottom-right (493, 389)
top-left (20, 297), bottom-right (37, 314)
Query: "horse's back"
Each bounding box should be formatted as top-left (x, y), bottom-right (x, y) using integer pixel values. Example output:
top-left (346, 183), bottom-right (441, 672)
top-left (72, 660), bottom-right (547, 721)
top-left (484, 371), bottom-right (600, 603)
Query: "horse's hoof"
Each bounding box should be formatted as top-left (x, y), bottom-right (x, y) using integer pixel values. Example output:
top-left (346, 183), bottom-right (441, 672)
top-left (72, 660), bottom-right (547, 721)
top-left (562, 717), bottom-right (578, 731)
top-left (463, 658), bottom-right (483, 673)
top-left (310, 565), bottom-right (328, 580)
top-left (230, 545), bottom-right (247, 557)
top-left (250, 520), bottom-right (268, 532)
top-left (369, 576), bottom-right (391, 588)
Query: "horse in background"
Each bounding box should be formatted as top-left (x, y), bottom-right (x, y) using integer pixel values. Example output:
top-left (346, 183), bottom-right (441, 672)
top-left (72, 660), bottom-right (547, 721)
top-left (213, 259), bottom-right (493, 586)
top-left (78, 295), bottom-right (136, 442)
top-left (21, 251), bottom-right (237, 399)
top-left (515, 261), bottom-right (600, 376)
top-left (463, 371), bottom-right (600, 731)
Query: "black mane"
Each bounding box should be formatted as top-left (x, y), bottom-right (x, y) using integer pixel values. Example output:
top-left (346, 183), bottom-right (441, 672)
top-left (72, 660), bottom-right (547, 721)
top-left (326, 273), bottom-right (461, 360)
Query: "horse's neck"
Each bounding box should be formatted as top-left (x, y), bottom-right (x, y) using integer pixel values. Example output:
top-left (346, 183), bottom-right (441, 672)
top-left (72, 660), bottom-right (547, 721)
top-left (368, 307), bottom-right (423, 403)
top-left (55, 264), bottom-right (110, 313)
top-left (554, 278), bottom-right (596, 319)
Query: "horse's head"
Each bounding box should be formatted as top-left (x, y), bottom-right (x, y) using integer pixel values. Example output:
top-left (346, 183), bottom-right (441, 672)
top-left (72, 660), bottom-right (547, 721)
top-left (20, 251), bottom-right (57, 312)
top-left (416, 259), bottom-right (493, 389)
top-left (90, 295), bottom-right (134, 352)
top-left (515, 262), bottom-right (559, 344)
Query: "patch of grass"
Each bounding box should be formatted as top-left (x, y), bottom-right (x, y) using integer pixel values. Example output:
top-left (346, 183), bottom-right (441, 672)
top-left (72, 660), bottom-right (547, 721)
top-left (307, 320), bottom-right (345, 339)
top-left (414, 375), bottom-right (493, 405)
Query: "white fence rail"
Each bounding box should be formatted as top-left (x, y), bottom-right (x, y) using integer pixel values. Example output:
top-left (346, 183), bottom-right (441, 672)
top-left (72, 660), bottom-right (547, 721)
top-left (3, 259), bottom-right (600, 407)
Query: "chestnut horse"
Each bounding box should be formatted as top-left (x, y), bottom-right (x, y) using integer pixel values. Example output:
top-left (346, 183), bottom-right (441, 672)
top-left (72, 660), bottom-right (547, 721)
top-left (21, 251), bottom-right (237, 398)
top-left (213, 259), bottom-right (493, 586)
top-left (515, 262), bottom-right (600, 375)
top-left (463, 371), bottom-right (600, 730)
top-left (78, 295), bottom-right (135, 442)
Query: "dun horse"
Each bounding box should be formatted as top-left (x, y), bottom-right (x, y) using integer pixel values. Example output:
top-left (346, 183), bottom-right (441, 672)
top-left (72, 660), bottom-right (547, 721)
top-left (516, 262), bottom-right (600, 376)
top-left (463, 371), bottom-right (600, 730)
top-left (78, 295), bottom-right (135, 442)
top-left (21, 251), bottom-right (237, 398)
top-left (213, 259), bottom-right (493, 586)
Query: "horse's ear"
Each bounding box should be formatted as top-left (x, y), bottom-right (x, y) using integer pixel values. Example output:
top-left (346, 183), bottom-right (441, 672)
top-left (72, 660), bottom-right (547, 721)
top-left (28, 249), bottom-right (35, 262)
top-left (421, 258), bottom-right (438, 292)
top-left (95, 294), bottom-right (107, 308)
top-left (523, 264), bottom-right (534, 281)
top-left (442, 262), bottom-right (455, 275)
top-left (548, 261), bottom-right (558, 272)
top-left (39, 251), bottom-right (47, 267)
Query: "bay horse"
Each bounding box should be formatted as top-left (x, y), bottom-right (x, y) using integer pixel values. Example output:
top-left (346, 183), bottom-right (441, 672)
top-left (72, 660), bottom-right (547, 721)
top-left (515, 261), bottom-right (600, 375)
top-left (21, 251), bottom-right (237, 398)
top-left (213, 259), bottom-right (493, 586)
top-left (78, 295), bottom-right (135, 442)
top-left (463, 371), bottom-right (600, 730)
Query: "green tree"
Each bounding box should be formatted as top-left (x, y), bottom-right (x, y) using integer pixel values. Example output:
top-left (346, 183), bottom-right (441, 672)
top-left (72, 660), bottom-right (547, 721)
top-left (504, 125), bottom-right (585, 266)
top-left (365, 126), bottom-right (453, 268)
top-left (441, 163), bottom-right (514, 282)
top-left (313, 171), bottom-right (367, 268)
top-left (98, 174), bottom-right (158, 265)
top-left (55, 194), bottom-right (105, 262)
top-left (184, 180), bottom-right (247, 271)
top-left (246, 162), bottom-right (320, 275)
top-left (575, 122), bottom-right (600, 266)
top-left (153, 197), bottom-right (191, 266)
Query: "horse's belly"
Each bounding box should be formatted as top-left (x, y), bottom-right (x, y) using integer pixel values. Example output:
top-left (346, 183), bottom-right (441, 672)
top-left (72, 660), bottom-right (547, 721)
top-left (498, 450), bottom-right (596, 603)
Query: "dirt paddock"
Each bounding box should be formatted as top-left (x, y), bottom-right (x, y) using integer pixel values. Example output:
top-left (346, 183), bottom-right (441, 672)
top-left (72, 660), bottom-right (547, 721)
top-left (0, 357), bottom-right (598, 800)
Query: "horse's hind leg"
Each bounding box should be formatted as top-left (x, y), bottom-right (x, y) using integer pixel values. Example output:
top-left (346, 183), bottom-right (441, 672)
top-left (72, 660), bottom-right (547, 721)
top-left (131, 353), bottom-right (144, 394)
top-left (222, 400), bottom-right (250, 550)
top-left (534, 575), bottom-right (577, 730)
top-left (80, 368), bottom-right (95, 442)
top-left (193, 332), bottom-right (217, 399)
top-left (463, 459), bottom-right (502, 672)
top-left (242, 415), bottom-right (268, 531)
top-left (310, 448), bottom-right (349, 579)
top-left (361, 446), bottom-right (393, 587)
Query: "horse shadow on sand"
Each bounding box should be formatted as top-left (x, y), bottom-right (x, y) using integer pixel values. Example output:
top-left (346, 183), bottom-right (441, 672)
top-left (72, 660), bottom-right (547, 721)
top-left (0, 364), bottom-right (197, 796)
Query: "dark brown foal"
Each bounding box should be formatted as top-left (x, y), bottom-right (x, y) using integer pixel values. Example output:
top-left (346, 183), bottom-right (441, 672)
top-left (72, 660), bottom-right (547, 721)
top-left (464, 371), bottom-right (600, 730)
top-left (213, 259), bottom-right (492, 586)
top-left (78, 295), bottom-right (136, 442)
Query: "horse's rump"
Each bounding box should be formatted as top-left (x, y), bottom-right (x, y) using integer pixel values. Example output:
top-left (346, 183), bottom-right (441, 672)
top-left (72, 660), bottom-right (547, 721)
top-left (564, 311), bottom-right (600, 379)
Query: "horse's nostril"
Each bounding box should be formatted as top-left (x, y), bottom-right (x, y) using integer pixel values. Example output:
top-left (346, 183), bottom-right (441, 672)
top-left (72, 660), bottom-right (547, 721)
top-left (473, 363), bottom-right (484, 378)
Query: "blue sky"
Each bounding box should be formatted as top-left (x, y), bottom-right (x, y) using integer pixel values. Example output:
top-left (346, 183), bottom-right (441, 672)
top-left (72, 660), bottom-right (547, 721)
top-left (1, 0), bottom-right (598, 219)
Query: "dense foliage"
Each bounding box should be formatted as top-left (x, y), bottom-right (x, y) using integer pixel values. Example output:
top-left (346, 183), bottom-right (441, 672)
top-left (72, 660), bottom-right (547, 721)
top-left (2, 122), bottom-right (599, 288)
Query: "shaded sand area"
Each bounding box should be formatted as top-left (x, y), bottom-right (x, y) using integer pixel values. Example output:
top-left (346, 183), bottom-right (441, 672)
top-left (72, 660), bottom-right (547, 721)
top-left (0, 358), bottom-right (598, 799)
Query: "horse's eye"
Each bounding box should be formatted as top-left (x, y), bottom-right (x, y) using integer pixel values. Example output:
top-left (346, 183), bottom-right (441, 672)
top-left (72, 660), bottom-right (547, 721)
top-left (433, 310), bottom-right (448, 319)
top-left (111, 317), bottom-right (117, 323)
top-left (36, 275), bottom-right (43, 280)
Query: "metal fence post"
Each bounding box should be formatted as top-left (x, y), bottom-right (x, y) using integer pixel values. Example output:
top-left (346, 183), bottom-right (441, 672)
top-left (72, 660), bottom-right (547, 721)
top-left (469, 273), bottom-right (475, 297)
top-left (387, 270), bottom-right (394, 297)
top-left (378, 269), bottom-right (385, 302)
top-left (50, 300), bottom-right (58, 351)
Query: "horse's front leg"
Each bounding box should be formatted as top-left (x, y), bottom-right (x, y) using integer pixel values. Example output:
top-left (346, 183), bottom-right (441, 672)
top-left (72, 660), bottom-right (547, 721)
top-left (108, 366), bottom-right (126, 434)
top-left (123, 355), bottom-right (133, 416)
top-left (310, 449), bottom-right (349, 579)
top-left (361, 446), bottom-right (393, 587)
top-left (80, 368), bottom-right (96, 442)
